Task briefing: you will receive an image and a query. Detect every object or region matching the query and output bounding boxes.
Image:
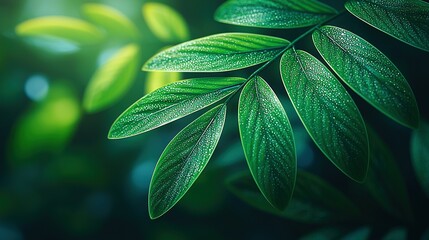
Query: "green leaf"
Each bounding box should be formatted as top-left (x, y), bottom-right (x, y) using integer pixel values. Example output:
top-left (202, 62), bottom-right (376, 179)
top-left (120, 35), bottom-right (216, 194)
top-left (227, 170), bottom-right (361, 223)
top-left (280, 49), bottom-right (369, 182)
top-left (238, 76), bottom-right (296, 210)
top-left (345, 0), bottom-right (429, 52)
top-left (108, 77), bottom-right (245, 139)
top-left (411, 120), bottom-right (429, 198)
top-left (149, 105), bottom-right (226, 219)
top-left (82, 3), bottom-right (140, 40)
top-left (299, 228), bottom-right (344, 240)
top-left (16, 16), bottom-right (103, 45)
top-left (83, 44), bottom-right (140, 113)
top-left (382, 228), bottom-right (407, 240)
top-left (365, 127), bottom-right (413, 222)
top-left (313, 25), bottom-right (419, 129)
top-left (142, 2), bottom-right (190, 42)
top-left (143, 33), bottom-right (289, 72)
top-left (215, 0), bottom-right (337, 29)
top-left (9, 83), bottom-right (81, 164)
top-left (340, 227), bottom-right (371, 240)
top-left (145, 71), bottom-right (181, 94)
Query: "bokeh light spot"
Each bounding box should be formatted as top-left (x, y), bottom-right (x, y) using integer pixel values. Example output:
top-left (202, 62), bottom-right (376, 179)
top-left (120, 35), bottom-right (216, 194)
top-left (24, 74), bottom-right (49, 101)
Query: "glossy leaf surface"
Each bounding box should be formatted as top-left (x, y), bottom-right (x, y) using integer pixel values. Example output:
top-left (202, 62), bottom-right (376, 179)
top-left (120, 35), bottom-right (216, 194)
top-left (143, 33), bottom-right (289, 72)
top-left (145, 71), bottom-right (181, 94)
top-left (365, 127), bottom-right (413, 222)
top-left (82, 3), bottom-right (140, 40)
top-left (215, 0), bottom-right (337, 29)
top-left (227, 170), bottom-right (360, 223)
top-left (345, 0), bottom-right (429, 52)
top-left (83, 44), bottom-right (140, 113)
top-left (411, 121), bottom-right (429, 197)
top-left (280, 49), bottom-right (369, 182)
top-left (16, 16), bottom-right (103, 45)
top-left (149, 105), bottom-right (226, 219)
top-left (239, 76), bottom-right (296, 210)
top-left (142, 2), bottom-right (189, 42)
top-left (313, 26), bottom-right (419, 128)
top-left (109, 77), bottom-right (245, 139)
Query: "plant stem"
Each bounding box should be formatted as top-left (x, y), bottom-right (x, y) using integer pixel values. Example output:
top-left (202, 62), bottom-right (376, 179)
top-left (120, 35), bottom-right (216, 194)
top-left (223, 9), bottom-right (347, 105)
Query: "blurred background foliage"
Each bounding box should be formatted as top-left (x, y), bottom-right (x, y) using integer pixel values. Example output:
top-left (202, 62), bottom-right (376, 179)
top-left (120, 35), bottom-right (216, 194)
top-left (0, 0), bottom-right (429, 239)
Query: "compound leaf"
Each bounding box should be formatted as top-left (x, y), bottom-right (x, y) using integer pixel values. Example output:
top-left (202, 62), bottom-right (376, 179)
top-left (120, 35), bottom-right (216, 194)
top-left (215, 0), bottom-right (337, 29)
top-left (345, 0), bottom-right (429, 52)
top-left (83, 44), bottom-right (140, 113)
top-left (149, 105), bottom-right (226, 219)
top-left (143, 2), bottom-right (189, 42)
top-left (82, 3), bottom-right (140, 40)
top-left (227, 170), bottom-right (360, 223)
top-left (143, 33), bottom-right (289, 72)
top-left (239, 76), bottom-right (296, 210)
top-left (16, 16), bottom-right (103, 45)
top-left (313, 25), bottom-right (419, 128)
top-left (280, 49), bottom-right (369, 182)
top-left (411, 120), bottom-right (429, 198)
top-left (108, 77), bottom-right (245, 139)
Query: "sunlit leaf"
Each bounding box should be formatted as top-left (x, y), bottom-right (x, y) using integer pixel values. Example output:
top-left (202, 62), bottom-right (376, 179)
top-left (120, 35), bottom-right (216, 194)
top-left (16, 16), bottom-right (103, 45)
top-left (109, 77), bottom-right (245, 139)
top-left (382, 227), bottom-right (407, 240)
top-left (82, 3), bottom-right (140, 40)
top-left (145, 71), bottom-right (181, 94)
top-left (411, 120), bottom-right (429, 198)
top-left (149, 105), bottom-right (226, 219)
top-left (142, 2), bottom-right (189, 42)
top-left (227, 170), bottom-right (361, 223)
top-left (313, 25), bottom-right (419, 128)
top-left (345, 0), bottom-right (429, 52)
top-left (280, 48), bottom-right (369, 182)
top-left (364, 127), bottom-right (413, 222)
top-left (215, 0), bottom-right (337, 29)
top-left (9, 83), bottom-right (81, 163)
top-left (238, 76), bottom-right (296, 210)
top-left (143, 33), bottom-right (289, 72)
top-left (83, 44), bottom-right (140, 113)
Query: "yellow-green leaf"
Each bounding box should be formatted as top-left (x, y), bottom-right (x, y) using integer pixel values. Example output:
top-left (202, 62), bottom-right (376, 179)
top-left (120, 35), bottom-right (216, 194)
top-left (16, 16), bottom-right (104, 45)
top-left (82, 3), bottom-right (140, 40)
top-left (145, 71), bottom-right (181, 94)
top-left (83, 44), bottom-right (140, 113)
top-left (142, 2), bottom-right (190, 42)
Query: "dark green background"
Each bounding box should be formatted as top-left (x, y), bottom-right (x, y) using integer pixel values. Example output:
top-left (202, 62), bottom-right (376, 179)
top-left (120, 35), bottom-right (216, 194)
top-left (1, 0), bottom-right (428, 239)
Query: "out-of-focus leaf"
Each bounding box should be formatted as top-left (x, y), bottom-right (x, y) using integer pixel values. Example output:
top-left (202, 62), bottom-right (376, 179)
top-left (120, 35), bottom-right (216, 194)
top-left (212, 141), bottom-right (244, 169)
top-left (238, 76), bottom-right (296, 210)
top-left (108, 77), bottom-right (245, 139)
top-left (149, 105), bottom-right (226, 219)
top-left (340, 227), bottom-right (371, 240)
top-left (16, 16), bottom-right (103, 45)
top-left (227, 170), bottom-right (361, 223)
top-left (365, 127), bottom-right (413, 222)
top-left (280, 48), bottom-right (369, 182)
top-left (215, 0), bottom-right (337, 29)
top-left (82, 3), bottom-right (140, 40)
top-left (300, 228), bottom-right (344, 240)
top-left (345, 0), bottom-right (429, 52)
top-left (145, 71), bottom-right (181, 94)
top-left (142, 2), bottom-right (189, 42)
top-left (83, 44), bottom-right (140, 113)
top-left (9, 83), bottom-right (81, 163)
top-left (411, 120), bottom-right (429, 198)
top-left (313, 25), bottom-right (419, 128)
top-left (381, 227), bottom-right (407, 240)
top-left (143, 33), bottom-right (289, 72)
